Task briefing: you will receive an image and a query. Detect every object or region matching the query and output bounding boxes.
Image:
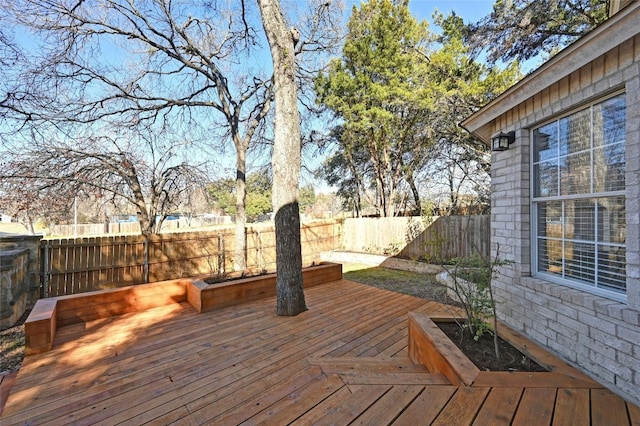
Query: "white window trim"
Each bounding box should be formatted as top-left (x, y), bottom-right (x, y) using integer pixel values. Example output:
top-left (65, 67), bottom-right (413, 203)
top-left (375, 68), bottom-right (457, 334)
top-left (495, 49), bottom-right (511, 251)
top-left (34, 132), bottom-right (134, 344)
top-left (530, 92), bottom-right (627, 303)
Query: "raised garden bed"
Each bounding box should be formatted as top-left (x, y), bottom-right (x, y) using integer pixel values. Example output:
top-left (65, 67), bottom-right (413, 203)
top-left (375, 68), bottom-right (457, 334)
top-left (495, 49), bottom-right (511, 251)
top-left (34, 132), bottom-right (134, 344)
top-left (408, 312), bottom-right (600, 388)
top-left (436, 321), bottom-right (547, 372)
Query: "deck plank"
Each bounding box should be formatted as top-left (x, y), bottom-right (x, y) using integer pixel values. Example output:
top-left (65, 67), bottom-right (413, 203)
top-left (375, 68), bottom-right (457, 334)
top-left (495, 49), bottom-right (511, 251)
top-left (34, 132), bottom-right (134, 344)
top-left (591, 388), bottom-right (630, 426)
top-left (351, 385), bottom-right (424, 425)
top-left (473, 387), bottom-right (523, 426)
top-left (239, 374), bottom-right (345, 425)
top-left (552, 388), bottom-right (589, 426)
top-left (293, 385), bottom-right (353, 425)
top-left (392, 386), bottom-right (457, 424)
top-left (511, 387), bottom-right (557, 426)
top-left (432, 386), bottom-right (490, 425)
top-left (310, 384), bottom-right (391, 426)
top-left (473, 371), bottom-right (601, 388)
top-left (338, 371), bottom-right (449, 385)
top-left (308, 356), bottom-right (429, 374)
top-left (628, 401), bottom-right (640, 425)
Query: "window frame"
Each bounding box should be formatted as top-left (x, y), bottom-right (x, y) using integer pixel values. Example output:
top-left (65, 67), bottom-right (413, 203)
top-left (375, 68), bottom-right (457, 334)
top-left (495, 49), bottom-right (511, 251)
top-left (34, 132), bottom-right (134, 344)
top-left (530, 91), bottom-right (627, 302)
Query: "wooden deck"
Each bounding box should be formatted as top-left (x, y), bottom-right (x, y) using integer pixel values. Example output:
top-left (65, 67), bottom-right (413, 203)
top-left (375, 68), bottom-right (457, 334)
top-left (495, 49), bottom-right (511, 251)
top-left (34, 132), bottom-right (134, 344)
top-left (2, 279), bottom-right (639, 425)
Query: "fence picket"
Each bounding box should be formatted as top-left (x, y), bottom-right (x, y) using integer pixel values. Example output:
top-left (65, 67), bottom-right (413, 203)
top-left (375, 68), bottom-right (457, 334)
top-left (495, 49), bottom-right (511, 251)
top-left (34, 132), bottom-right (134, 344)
top-left (40, 220), bottom-right (337, 296)
top-left (36, 217), bottom-right (489, 297)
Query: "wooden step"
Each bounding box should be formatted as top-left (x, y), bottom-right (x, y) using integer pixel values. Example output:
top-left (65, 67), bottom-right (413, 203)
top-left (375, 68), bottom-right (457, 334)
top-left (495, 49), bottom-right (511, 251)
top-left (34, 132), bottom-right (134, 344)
top-left (307, 356), bottom-right (450, 385)
top-left (308, 356), bottom-right (427, 373)
top-left (338, 371), bottom-right (449, 385)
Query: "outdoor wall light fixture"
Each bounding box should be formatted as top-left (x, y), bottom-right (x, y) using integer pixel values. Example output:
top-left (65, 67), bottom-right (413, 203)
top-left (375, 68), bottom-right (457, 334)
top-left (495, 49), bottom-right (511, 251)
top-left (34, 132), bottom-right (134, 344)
top-left (491, 131), bottom-right (515, 151)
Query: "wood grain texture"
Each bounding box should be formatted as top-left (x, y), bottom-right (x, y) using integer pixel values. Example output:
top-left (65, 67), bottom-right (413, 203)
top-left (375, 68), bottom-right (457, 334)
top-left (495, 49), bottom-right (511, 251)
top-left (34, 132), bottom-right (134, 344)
top-left (4, 279), bottom-right (639, 425)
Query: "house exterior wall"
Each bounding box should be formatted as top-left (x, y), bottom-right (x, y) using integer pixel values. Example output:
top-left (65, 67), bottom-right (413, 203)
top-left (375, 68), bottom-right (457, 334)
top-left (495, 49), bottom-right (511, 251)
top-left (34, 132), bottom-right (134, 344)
top-left (490, 34), bottom-right (640, 404)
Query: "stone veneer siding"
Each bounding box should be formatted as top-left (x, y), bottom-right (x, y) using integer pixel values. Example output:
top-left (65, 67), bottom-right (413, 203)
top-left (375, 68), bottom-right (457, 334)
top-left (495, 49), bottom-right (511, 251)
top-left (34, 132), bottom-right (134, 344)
top-left (0, 235), bottom-right (42, 328)
top-left (489, 34), bottom-right (640, 405)
top-left (0, 249), bottom-right (30, 329)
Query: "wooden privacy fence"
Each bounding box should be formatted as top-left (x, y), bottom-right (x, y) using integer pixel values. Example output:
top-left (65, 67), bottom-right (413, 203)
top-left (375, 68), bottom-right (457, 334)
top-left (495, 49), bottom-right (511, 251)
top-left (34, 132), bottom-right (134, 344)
top-left (341, 215), bottom-right (490, 262)
top-left (41, 220), bottom-right (340, 297)
top-left (36, 216), bottom-right (488, 297)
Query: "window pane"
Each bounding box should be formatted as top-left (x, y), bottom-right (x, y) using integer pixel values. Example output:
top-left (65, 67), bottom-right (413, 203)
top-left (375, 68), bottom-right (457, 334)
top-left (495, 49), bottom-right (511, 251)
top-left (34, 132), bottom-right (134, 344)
top-left (565, 241), bottom-right (595, 285)
top-left (593, 94), bottom-right (626, 147)
top-left (593, 143), bottom-right (625, 192)
top-left (537, 202), bottom-right (563, 275)
top-left (537, 201), bottom-right (562, 238)
top-left (534, 160), bottom-right (558, 197)
top-left (559, 108), bottom-right (590, 155)
top-left (565, 199), bottom-right (595, 241)
top-left (560, 151), bottom-right (591, 195)
top-left (538, 238), bottom-right (563, 276)
top-left (533, 122), bottom-right (558, 162)
top-left (598, 245), bottom-right (626, 292)
top-left (598, 197), bottom-right (625, 244)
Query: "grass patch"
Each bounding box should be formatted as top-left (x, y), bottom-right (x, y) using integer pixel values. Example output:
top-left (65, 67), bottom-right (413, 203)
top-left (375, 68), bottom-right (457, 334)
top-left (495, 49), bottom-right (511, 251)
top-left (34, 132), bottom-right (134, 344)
top-left (344, 266), bottom-right (448, 301)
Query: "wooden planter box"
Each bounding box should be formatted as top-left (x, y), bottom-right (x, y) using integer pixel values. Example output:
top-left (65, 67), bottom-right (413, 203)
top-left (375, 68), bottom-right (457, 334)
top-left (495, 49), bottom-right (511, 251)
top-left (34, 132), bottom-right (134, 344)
top-left (25, 262), bottom-right (342, 355)
top-left (408, 312), bottom-right (601, 388)
top-left (187, 262), bottom-right (343, 312)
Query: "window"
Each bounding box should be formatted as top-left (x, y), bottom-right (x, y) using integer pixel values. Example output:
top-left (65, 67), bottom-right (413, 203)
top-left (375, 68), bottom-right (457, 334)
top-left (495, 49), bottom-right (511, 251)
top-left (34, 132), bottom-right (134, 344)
top-left (532, 93), bottom-right (626, 299)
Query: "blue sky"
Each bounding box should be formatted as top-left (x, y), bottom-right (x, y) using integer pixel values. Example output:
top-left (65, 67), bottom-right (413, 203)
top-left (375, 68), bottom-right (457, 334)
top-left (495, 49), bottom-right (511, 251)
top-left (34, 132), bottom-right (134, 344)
top-left (405, 0), bottom-right (494, 23)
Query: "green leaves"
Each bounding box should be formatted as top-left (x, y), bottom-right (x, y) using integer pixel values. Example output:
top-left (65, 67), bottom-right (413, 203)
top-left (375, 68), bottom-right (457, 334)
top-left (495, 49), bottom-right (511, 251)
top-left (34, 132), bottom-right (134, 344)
top-left (208, 170), bottom-right (274, 222)
top-left (316, 1), bottom-right (521, 216)
top-left (315, 0), bottom-right (433, 216)
top-left (467, 0), bottom-right (608, 63)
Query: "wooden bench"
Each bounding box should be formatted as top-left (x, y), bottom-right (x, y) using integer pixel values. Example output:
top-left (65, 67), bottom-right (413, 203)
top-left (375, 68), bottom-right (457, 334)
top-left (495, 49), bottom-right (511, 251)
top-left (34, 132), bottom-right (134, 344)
top-left (25, 262), bottom-right (343, 354)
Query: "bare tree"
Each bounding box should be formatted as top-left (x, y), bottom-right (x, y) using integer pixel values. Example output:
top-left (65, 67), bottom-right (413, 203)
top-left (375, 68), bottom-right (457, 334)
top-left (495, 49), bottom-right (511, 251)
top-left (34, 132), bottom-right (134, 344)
top-left (258, 0), bottom-right (307, 316)
top-left (0, 125), bottom-right (208, 235)
top-left (1, 0), bottom-right (273, 269)
top-left (1, 0), bottom-right (343, 270)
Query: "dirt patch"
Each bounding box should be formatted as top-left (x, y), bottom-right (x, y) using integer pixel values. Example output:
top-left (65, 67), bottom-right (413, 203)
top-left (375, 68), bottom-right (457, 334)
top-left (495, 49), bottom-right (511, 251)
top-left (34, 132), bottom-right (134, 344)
top-left (0, 310), bottom-right (28, 374)
top-left (437, 321), bottom-right (547, 372)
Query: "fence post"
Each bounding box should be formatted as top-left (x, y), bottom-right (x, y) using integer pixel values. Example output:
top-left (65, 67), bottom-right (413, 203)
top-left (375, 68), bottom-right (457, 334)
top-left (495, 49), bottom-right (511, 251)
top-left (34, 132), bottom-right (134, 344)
top-left (257, 231), bottom-right (262, 272)
top-left (218, 234), bottom-right (225, 275)
top-left (41, 240), bottom-right (49, 298)
top-left (143, 236), bottom-right (149, 283)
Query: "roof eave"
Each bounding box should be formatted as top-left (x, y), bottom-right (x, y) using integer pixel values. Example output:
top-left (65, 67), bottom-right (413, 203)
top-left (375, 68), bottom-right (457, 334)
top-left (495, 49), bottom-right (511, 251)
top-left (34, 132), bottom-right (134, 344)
top-left (461, 1), bottom-right (640, 143)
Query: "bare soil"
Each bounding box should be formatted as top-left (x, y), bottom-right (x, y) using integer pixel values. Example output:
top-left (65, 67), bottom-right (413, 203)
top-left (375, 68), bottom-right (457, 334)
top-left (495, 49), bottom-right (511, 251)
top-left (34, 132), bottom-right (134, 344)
top-left (0, 311), bottom-right (28, 374)
top-left (437, 322), bottom-right (547, 372)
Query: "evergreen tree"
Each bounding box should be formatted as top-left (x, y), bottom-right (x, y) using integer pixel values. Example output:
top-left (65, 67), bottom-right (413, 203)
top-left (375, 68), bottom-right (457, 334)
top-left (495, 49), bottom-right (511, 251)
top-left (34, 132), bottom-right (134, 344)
top-left (316, 2), bottom-right (521, 216)
top-left (316, 0), bottom-right (431, 217)
top-left (467, 0), bottom-right (608, 64)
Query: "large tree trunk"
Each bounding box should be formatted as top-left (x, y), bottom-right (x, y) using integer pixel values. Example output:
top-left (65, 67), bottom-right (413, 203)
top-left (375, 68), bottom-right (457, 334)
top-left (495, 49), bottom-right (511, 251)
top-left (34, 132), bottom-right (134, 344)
top-left (258, 0), bottom-right (306, 316)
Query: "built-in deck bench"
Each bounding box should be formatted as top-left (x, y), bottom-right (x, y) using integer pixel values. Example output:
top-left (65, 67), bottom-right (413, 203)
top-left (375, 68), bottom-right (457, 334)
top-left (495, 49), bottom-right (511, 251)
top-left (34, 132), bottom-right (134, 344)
top-left (25, 262), bottom-right (342, 354)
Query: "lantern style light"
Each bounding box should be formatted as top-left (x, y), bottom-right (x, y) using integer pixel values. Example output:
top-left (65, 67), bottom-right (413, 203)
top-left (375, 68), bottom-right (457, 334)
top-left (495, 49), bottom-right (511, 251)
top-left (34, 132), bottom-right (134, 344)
top-left (491, 131), bottom-right (515, 151)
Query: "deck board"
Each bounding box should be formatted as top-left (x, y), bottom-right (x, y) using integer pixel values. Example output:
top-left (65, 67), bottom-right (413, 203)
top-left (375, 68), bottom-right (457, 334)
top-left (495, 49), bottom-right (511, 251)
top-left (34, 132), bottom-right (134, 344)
top-left (431, 386), bottom-right (490, 425)
top-left (552, 388), bottom-right (590, 426)
top-left (392, 386), bottom-right (457, 424)
top-left (511, 387), bottom-right (557, 426)
top-left (2, 279), bottom-right (639, 425)
top-left (473, 387), bottom-right (523, 425)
